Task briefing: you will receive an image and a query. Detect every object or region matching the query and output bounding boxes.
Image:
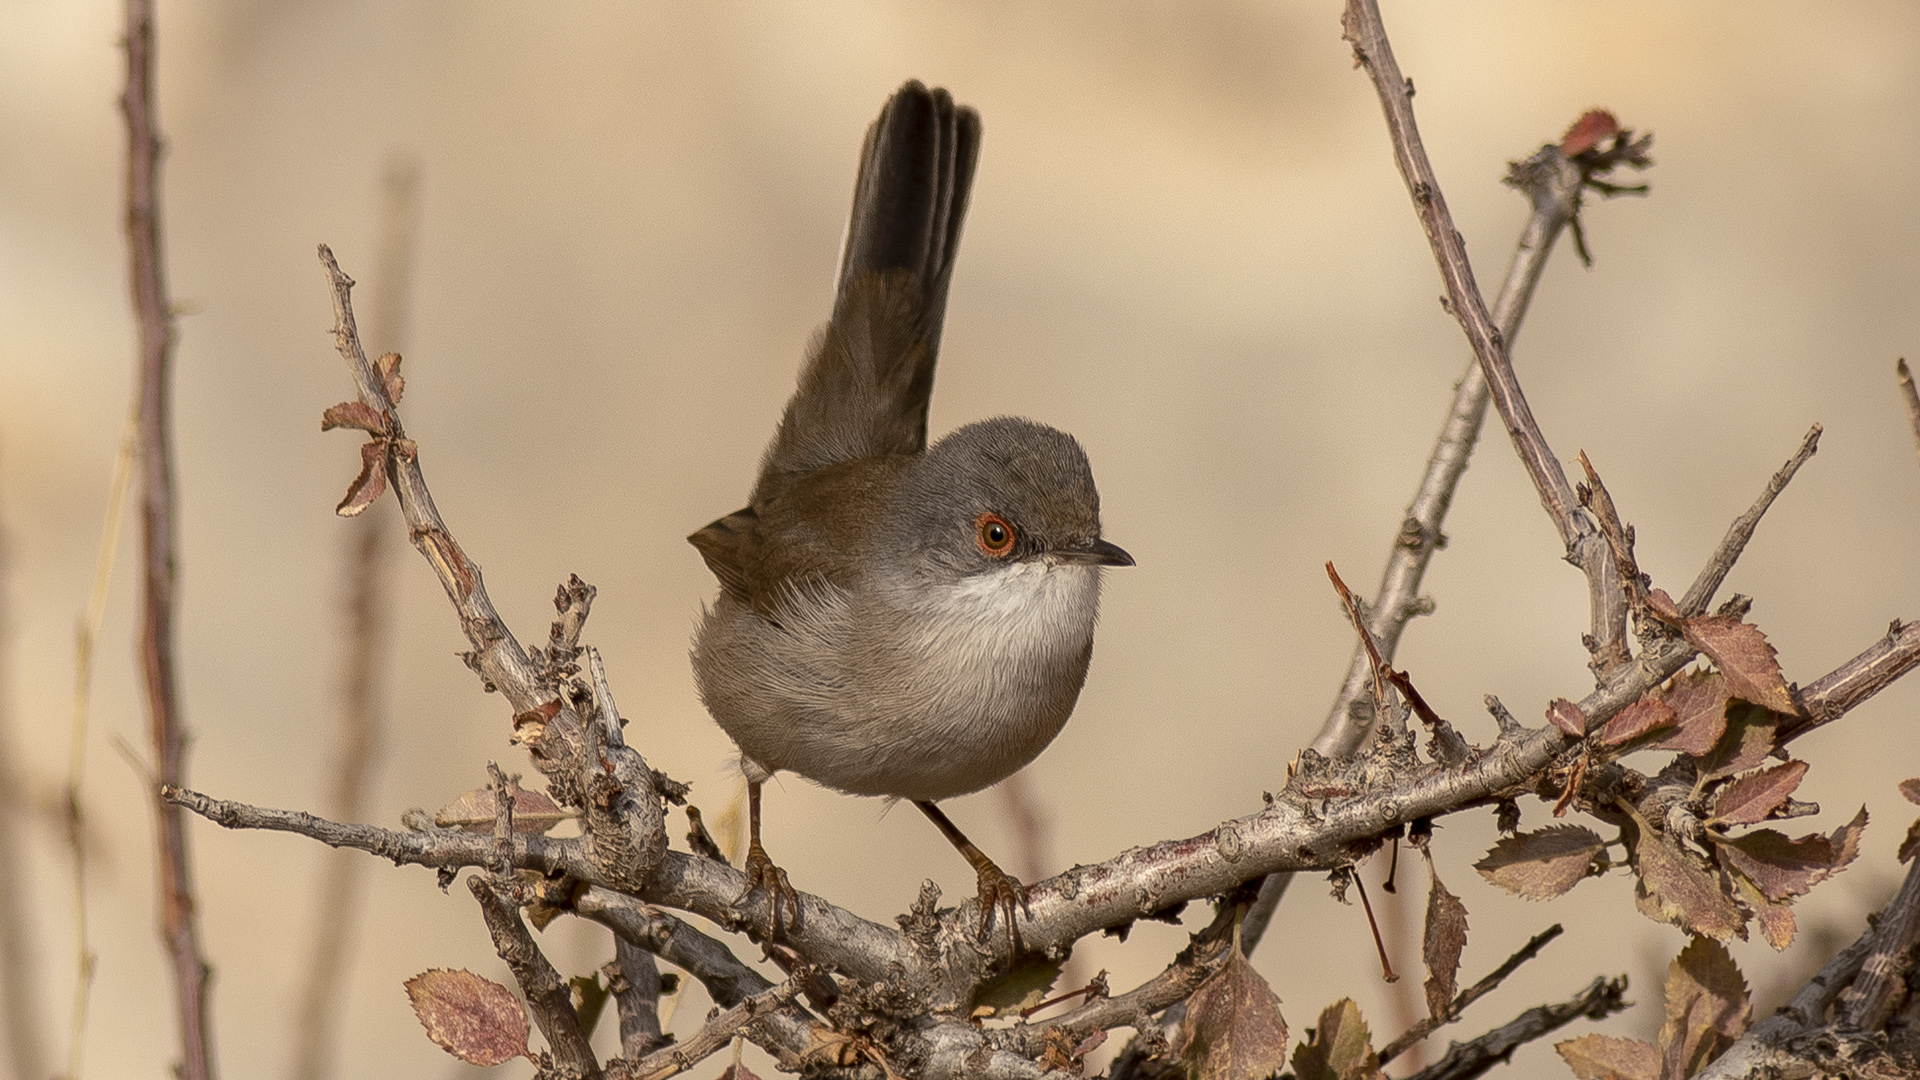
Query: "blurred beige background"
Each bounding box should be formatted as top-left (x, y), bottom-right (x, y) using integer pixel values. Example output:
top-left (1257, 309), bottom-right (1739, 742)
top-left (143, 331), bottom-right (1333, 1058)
top-left (2, 1), bottom-right (1918, 1077)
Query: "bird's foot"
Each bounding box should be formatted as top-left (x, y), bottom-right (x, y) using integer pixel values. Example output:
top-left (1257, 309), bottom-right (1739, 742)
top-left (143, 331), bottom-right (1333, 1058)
top-left (737, 840), bottom-right (800, 938)
top-left (972, 858), bottom-right (1032, 954)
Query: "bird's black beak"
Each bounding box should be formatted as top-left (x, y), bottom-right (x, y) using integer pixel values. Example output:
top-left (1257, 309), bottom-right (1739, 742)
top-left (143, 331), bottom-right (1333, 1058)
top-left (1052, 538), bottom-right (1135, 567)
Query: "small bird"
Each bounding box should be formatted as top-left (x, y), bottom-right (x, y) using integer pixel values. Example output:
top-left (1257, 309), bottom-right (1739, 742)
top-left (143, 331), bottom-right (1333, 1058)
top-left (689, 81), bottom-right (1132, 942)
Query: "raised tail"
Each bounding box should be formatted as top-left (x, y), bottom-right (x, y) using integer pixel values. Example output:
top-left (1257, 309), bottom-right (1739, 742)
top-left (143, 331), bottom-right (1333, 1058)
top-left (758, 81), bottom-right (982, 482)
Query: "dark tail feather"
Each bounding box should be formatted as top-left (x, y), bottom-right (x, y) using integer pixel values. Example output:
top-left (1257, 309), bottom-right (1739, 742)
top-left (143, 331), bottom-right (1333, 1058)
top-left (761, 82), bottom-right (981, 479)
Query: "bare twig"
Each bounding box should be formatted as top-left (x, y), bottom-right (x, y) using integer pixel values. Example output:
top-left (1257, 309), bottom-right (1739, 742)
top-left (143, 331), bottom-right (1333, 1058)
top-left (291, 154), bottom-right (418, 1080)
top-left (124, 1), bottom-right (214, 1075)
top-left (1403, 974), bottom-right (1628, 1080)
top-left (577, 888), bottom-right (776, 1008)
top-left (1836, 855), bottom-right (1920, 1031)
top-left (626, 980), bottom-right (804, 1080)
top-left (1898, 358), bottom-right (1920, 471)
top-left (1678, 424), bottom-right (1822, 617)
top-left (1377, 924), bottom-right (1565, 1064)
top-left (469, 875), bottom-right (603, 1080)
top-left (608, 937), bottom-right (668, 1059)
top-left (1785, 616), bottom-right (1920, 741)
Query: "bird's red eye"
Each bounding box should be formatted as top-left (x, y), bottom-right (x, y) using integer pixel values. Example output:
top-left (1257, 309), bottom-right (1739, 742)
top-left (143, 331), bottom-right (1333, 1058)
top-left (975, 513), bottom-right (1016, 557)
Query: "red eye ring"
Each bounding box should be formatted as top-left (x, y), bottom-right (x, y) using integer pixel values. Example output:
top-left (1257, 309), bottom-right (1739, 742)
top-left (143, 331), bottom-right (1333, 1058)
top-left (974, 512), bottom-right (1016, 557)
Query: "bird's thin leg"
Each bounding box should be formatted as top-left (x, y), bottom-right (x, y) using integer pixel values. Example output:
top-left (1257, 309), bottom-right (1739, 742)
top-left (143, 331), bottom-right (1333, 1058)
top-left (914, 799), bottom-right (1030, 952)
top-left (738, 780), bottom-right (799, 937)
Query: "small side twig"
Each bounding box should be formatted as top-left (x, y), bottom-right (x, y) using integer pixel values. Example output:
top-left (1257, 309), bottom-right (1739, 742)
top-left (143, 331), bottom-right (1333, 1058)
top-left (1377, 924), bottom-right (1564, 1064)
top-left (125, 0), bottom-right (214, 1076)
top-left (1784, 616), bottom-right (1920, 741)
top-left (1678, 424), bottom-right (1822, 617)
top-left (469, 875), bottom-right (603, 1080)
top-left (1403, 975), bottom-right (1629, 1080)
top-left (626, 979), bottom-right (804, 1080)
top-left (608, 936), bottom-right (669, 1059)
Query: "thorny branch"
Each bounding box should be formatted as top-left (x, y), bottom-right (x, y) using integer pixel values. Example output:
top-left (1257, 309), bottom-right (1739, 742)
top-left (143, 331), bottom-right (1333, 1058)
top-left (1376, 924), bottom-right (1565, 1064)
top-left (125, 0), bottom-right (214, 1077)
top-left (1404, 975), bottom-right (1629, 1080)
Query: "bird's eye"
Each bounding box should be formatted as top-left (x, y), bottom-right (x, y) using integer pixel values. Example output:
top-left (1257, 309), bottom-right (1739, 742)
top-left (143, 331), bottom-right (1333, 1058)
top-left (974, 513), bottom-right (1016, 557)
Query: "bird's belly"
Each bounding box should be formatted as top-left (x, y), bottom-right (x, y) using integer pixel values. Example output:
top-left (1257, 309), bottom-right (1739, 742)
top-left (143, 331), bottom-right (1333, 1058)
top-left (692, 563), bottom-right (1102, 801)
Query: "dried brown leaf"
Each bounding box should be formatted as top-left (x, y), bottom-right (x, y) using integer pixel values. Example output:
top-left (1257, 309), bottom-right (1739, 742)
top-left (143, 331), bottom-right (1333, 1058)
top-left (1822, 806), bottom-right (1868, 881)
top-left (1422, 853), bottom-right (1468, 1019)
top-left (1178, 946), bottom-right (1290, 1080)
top-left (1680, 615), bottom-right (1797, 714)
top-left (1695, 703), bottom-right (1778, 780)
top-left (375, 351), bottom-right (405, 403)
top-left (405, 968), bottom-right (529, 1066)
top-left (1650, 671), bottom-right (1731, 756)
top-left (1290, 998), bottom-right (1378, 1080)
top-left (1634, 831), bottom-right (1743, 941)
top-left (716, 1066), bottom-right (764, 1080)
top-left (1556, 1033), bottom-right (1659, 1080)
top-left (434, 785), bottom-right (569, 835)
top-left (1709, 760), bottom-right (1807, 826)
top-left (1656, 937), bottom-right (1748, 1080)
top-left (321, 400), bottom-right (386, 434)
top-left (1547, 698), bottom-right (1586, 738)
top-left (1715, 829), bottom-right (1833, 901)
top-left (1900, 819), bottom-right (1920, 864)
top-left (1646, 587), bottom-right (1681, 620)
top-left (1601, 699), bottom-right (1676, 748)
top-left (336, 439), bottom-right (390, 517)
top-left (1730, 872), bottom-right (1796, 950)
top-left (1560, 109), bottom-right (1623, 158)
top-left (1474, 825), bottom-right (1605, 900)
top-left (1901, 778), bottom-right (1920, 806)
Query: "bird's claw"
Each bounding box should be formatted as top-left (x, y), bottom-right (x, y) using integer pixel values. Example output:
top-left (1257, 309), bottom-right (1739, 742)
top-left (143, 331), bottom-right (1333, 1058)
top-left (973, 860), bottom-right (1031, 955)
top-left (737, 840), bottom-right (800, 938)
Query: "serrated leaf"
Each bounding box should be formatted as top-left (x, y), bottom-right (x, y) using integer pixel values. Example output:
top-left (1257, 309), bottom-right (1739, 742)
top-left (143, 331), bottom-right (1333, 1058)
top-left (1901, 779), bottom-right (1920, 806)
top-left (971, 956), bottom-right (1063, 1018)
top-left (1822, 806), bottom-right (1867, 881)
top-left (1633, 831), bottom-right (1742, 941)
top-left (405, 968), bottom-right (529, 1066)
top-left (1560, 110), bottom-right (1623, 157)
top-left (1680, 615), bottom-right (1796, 714)
top-left (1657, 937), bottom-right (1748, 1080)
top-left (1422, 854), bottom-right (1468, 1019)
top-left (1475, 825), bottom-right (1606, 900)
top-left (1290, 998), bottom-right (1377, 1080)
top-left (1547, 698), bottom-right (1586, 737)
top-left (321, 400), bottom-right (386, 434)
top-left (1178, 948), bottom-right (1290, 1080)
top-left (1709, 760), bottom-right (1807, 826)
top-left (434, 785), bottom-right (569, 834)
top-left (1601, 699), bottom-right (1676, 748)
top-left (336, 439), bottom-right (390, 517)
top-left (1899, 819), bottom-right (1920, 864)
top-left (1650, 671), bottom-right (1731, 755)
top-left (1695, 703), bottom-right (1778, 780)
top-left (375, 351), bottom-right (406, 403)
top-left (1730, 871), bottom-right (1796, 950)
top-left (1556, 1033), bottom-right (1659, 1080)
top-left (1715, 829), bottom-right (1833, 901)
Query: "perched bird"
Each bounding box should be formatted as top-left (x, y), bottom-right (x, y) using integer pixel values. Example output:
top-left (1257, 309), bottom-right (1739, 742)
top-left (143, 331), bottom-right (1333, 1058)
top-left (690, 80), bottom-right (1132, 941)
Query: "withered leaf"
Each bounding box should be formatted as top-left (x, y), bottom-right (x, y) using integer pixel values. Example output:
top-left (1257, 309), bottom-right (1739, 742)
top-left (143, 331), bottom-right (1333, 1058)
top-left (1422, 854), bottom-right (1469, 1020)
top-left (1177, 946), bottom-right (1290, 1080)
top-left (1709, 760), bottom-right (1807, 826)
top-left (1474, 825), bottom-right (1605, 900)
top-left (1901, 778), bottom-right (1920, 806)
top-left (1601, 698), bottom-right (1676, 748)
top-left (971, 956), bottom-right (1063, 1019)
top-left (405, 968), bottom-right (529, 1066)
top-left (434, 785), bottom-right (569, 834)
top-left (1650, 671), bottom-right (1731, 756)
top-left (1290, 998), bottom-right (1378, 1080)
top-left (716, 1065), bottom-right (764, 1080)
top-left (1646, 588), bottom-right (1681, 621)
top-left (1547, 698), bottom-right (1587, 738)
top-left (1657, 937), bottom-right (1748, 1080)
top-left (1556, 1033), bottom-right (1659, 1080)
top-left (1695, 703), bottom-right (1778, 780)
top-left (1634, 831), bottom-right (1743, 941)
top-left (375, 351), bottom-right (406, 403)
top-left (336, 439), bottom-right (390, 517)
top-left (1680, 615), bottom-right (1797, 715)
top-left (1822, 806), bottom-right (1868, 881)
top-left (1900, 819), bottom-right (1920, 864)
top-left (1715, 829), bottom-right (1833, 901)
top-left (1731, 872), bottom-right (1796, 950)
top-left (321, 400), bottom-right (386, 434)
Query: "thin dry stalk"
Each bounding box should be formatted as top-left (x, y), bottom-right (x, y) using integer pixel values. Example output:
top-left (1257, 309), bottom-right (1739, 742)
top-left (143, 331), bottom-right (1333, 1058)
top-left (289, 156), bottom-right (420, 1080)
top-left (123, 0), bottom-right (214, 1075)
top-left (0, 463), bottom-right (50, 1080)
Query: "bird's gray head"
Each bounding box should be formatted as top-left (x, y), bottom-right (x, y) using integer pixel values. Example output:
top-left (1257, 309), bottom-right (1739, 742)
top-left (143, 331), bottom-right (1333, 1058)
top-left (881, 416), bottom-right (1133, 580)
